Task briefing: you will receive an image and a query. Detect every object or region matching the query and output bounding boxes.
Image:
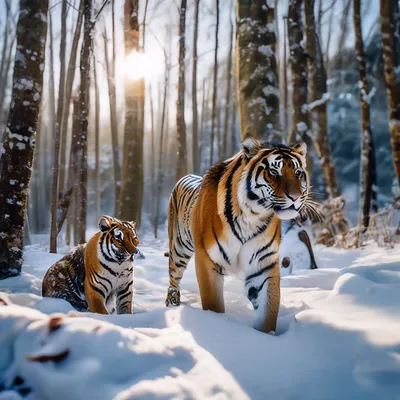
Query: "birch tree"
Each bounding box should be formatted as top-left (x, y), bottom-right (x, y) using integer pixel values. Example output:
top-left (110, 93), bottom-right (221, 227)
top-left (353, 0), bottom-right (373, 229)
top-left (176, 0), bottom-right (187, 181)
top-left (236, 0), bottom-right (280, 141)
top-left (0, 0), bottom-right (48, 278)
top-left (380, 0), bottom-right (400, 187)
top-left (192, 0), bottom-right (200, 173)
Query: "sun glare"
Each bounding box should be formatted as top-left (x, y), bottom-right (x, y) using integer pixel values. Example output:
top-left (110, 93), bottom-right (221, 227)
top-left (124, 51), bottom-right (161, 81)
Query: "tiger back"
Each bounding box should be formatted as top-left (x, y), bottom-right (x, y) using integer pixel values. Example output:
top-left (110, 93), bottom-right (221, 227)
top-left (166, 139), bottom-right (314, 333)
top-left (42, 216), bottom-right (139, 314)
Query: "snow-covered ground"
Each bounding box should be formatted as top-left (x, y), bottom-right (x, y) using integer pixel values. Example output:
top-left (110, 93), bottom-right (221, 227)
top-left (1, 230), bottom-right (400, 400)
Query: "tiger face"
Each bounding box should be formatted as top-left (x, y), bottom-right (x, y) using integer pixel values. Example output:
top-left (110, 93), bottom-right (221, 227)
top-left (98, 216), bottom-right (139, 262)
top-left (240, 138), bottom-right (309, 220)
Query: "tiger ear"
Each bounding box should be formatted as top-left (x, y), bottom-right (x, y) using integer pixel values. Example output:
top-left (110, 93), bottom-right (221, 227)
top-left (98, 215), bottom-right (116, 232)
top-left (292, 142), bottom-right (307, 157)
top-left (242, 138), bottom-right (260, 159)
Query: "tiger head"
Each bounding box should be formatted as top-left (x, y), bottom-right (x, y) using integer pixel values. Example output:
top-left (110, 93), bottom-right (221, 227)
top-left (98, 216), bottom-right (139, 261)
top-left (240, 138), bottom-right (314, 221)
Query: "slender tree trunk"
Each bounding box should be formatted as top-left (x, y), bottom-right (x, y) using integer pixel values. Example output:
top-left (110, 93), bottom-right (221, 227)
top-left (325, 0), bottom-right (338, 75)
top-left (282, 16), bottom-right (289, 135)
top-left (104, 2), bottom-right (121, 217)
top-left (380, 0), bottom-right (400, 187)
top-left (76, 0), bottom-right (92, 243)
top-left (0, 0), bottom-right (48, 278)
top-left (199, 77), bottom-right (207, 170)
top-left (176, 0), bottom-right (187, 181)
top-left (94, 56), bottom-right (101, 219)
top-left (332, 0), bottom-right (351, 69)
top-left (59, 0), bottom-right (84, 192)
top-left (0, 2), bottom-right (11, 118)
top-left (287, 0), bottom-right (312, 148)
top-left (304, 0), bottom-right (340, 198)
top-left (354, 0), bottom-right (373, 229)
top-left (222, 18), bottom-right (234, 160)
top-left (121, 0), bottom-right (143, 223)
top-left (0, 36), bottom-right (16, 122)
top-left (236, 0), bottom-right (280, 142)
top-left (50, 0), bottom-right (68, 253)
top-left (192, 0), bottom-right (200, 173)
top-left (149, 83), bottom-right (155, 221)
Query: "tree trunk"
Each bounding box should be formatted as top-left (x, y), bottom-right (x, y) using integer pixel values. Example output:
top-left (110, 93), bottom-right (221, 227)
top-left (59, 0), bottom-right (84, 192)
top-left (199, 77), bottom-right (207, 171)
top-left (222, 17), bottom-right (234, 161)
top-left (287, 0), bottom-right (312, 148)
top-left (104, 1), bottom-right (121, 217)
top-left (192, 0), bottom-right (200, 173)
top-left (75, 0), bottom-right (92, 244)
top-left (236, 0), bottom-right (280, 141)
top-left (149, 83), bottom-right (155, 223)
top-left (0, 0), bottom-right (48, 278)
top-left (0, 2), bottom-right (11, 120)
top-left (94, 55), bottom-right (101, 219)
top-left (304, 0), bottom-right (340, 199)
top-left (380, 0), bottom-right (400, 187)
top-left (325, 0), bottom-right (339, 76)
top-left (332, 0), bottom-right (352, 70)
top-left (353, 0), bottom-right (373, 229)
top-left (120, 0), bottom-right (143, 223)
top-left (282, 16), bottom-right (289, 135)
top-left (176, 0), bottom-right (187, 181)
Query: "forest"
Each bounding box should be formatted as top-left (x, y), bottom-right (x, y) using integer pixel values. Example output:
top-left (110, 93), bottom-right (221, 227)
top-left (0, 0), bottom-right (400, 399)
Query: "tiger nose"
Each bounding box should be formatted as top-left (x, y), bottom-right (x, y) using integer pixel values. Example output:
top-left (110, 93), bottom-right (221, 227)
top-left (286, 192), bottom-right (300, 202)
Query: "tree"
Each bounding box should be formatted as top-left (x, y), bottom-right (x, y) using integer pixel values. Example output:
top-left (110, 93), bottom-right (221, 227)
top-left (176, 0), bottom-right (187, 181)
top-left (209, 0), bottom-right (219, 165)
top-left (192, 0), bottom-right (200, 173)
top-left (353, 0), bottom-right (373, 229)
top-left (120, 0), bottom-right (144, 224)
top-left (75, 0), bottom-right (93, 244)
top-left (236, 0), bottom-right (280, 141)
top-left (380, 0), bottom-right (400, 187)
top-left (287, 0), bottom-right (311, 146)
top-left (0, 0), bottom-right (48, 278)
top-left (304, 0), bottom-right (340, 198)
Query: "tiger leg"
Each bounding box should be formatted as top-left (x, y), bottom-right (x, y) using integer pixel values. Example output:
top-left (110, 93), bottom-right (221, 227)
top-left (84, 280), bottom-right (109, 314)
top-left (246, 269), bottom-right (280, 333)
top-left (166, 248), bottom-right (192, 306)
top-left (195, 245), bottom-right (225, 313)
top-left (116, 281), bottom-right (133, 314)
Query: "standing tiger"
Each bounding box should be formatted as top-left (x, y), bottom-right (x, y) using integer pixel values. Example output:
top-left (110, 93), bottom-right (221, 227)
top-left (42, 216), bottom-right (139, 314)
top-left (166, 139), bottom-right (318, 333)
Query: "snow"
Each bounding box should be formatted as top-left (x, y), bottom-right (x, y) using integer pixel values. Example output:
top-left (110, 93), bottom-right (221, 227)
top-left (1, 232), bottom-right (400, 399)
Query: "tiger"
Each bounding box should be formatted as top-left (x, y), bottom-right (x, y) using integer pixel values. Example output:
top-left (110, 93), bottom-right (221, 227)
top-left (165, 139), bottom-right (319, 333)
top-left (42, 216), bottom-right (139, 314)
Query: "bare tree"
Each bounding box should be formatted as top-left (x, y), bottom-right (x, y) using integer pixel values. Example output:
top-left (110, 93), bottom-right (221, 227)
top-left (236, 0), bottom-right (280, 141)
top-left (104, 0), bottom-right (121, 216)
top-left (282, 16), bottom-right (289, 135)
top-left (0, 0), bottom-right (48, 278)
top-left (120, 0), bottom-right (143, 223)
top-left (93, 56), bottom-right (101, 219)
top-left (304, 0), bottom-right (340, 198)
top-left (380, 0), bottom-right (400, 187)
top-left (192, 0), bottom-right (200, 173)
top-left (176, 0), bottom-right (187, 181)
top-left (209, 0), bottom-right (219, 165)
top-left (75, 0), bottom-right (93, 243)
top-left (353, 0), bottom-right (373, 229)
top-left (222, 17), bottom-right (234, 160)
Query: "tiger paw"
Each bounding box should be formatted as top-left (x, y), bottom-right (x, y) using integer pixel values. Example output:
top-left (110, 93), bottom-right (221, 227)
top-left (165, 287), bottom-right (180, 307)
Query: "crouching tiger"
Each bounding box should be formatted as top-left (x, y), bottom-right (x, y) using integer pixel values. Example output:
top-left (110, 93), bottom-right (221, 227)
top-left (42, 216), bottom-right (139, 314)
top-left (166, 139), bottom-right (319, 333)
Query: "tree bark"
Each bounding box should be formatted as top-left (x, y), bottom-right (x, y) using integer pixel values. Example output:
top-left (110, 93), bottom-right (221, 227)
top-left (236, 0), bottom-right (280, 141)
top-left (282, 16), bottom-right (289, 135)
top-left (104, 1), bottom-right (121, 217)
top-left (304, 0), bottom-right (340, 198)
top-left (176, 0), bottom-right (187, 181)
top-left (0, 0), bottom-right (48, 278)
top-left (75, 0), bottom-right (92, 244)
top-left (287, 0), bottom-right (312, 148)
top-left (222, 17), bottom-right (234, 160)
top-left (0, 2), bottom-right (11, 119)
top-left (120, 0), bottom-right (143, 223)
top-left (353, 0), bottom-right (373, 229)
top-left (192, 0), bottom-right (200, 173)
top-left (93, 55), bottom-right (101, 219)
top-left (380, 0), bottom-right (400, 187)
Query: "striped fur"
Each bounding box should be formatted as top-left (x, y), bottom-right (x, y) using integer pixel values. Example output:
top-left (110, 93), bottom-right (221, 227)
top-left (42, 216), bottom-right (139, 314)
top-left (166, 139), bottom-right (310, 333)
